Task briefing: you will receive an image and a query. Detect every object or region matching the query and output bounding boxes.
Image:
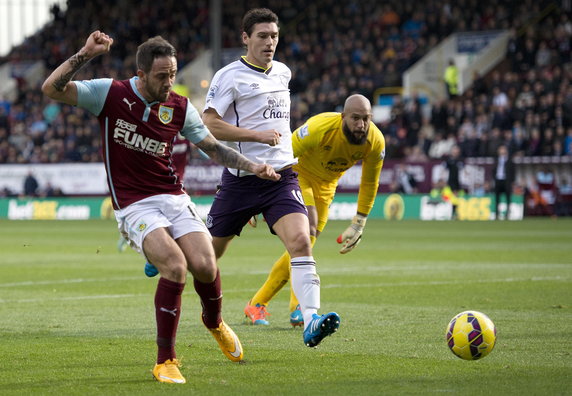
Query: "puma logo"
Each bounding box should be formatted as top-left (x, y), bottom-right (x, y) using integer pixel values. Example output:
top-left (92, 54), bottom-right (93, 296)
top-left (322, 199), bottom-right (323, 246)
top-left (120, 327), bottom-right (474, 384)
top-left (123, 97), bottom-right (136, 111)
top-left (160, 307), bottom-right (178, 317)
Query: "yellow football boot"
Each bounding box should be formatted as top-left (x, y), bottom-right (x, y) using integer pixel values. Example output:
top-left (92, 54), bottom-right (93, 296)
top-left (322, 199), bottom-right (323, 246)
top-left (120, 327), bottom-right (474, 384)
top-left (152, 359), bottom-right (186, 384)
top-left (205, 320), bottom-right (244, 362)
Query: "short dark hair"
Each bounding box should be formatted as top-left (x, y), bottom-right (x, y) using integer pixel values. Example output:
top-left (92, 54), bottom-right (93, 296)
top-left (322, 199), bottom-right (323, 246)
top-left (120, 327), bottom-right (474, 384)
top-left (136, 36), bottom-right (176, 73)
top-left (241, 8), bottom-right (279, 36)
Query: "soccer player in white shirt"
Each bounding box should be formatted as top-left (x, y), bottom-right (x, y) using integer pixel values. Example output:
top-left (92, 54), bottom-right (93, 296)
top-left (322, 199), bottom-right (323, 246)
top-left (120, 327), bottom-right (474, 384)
top-left (202, 8), bottom-right (341, 348)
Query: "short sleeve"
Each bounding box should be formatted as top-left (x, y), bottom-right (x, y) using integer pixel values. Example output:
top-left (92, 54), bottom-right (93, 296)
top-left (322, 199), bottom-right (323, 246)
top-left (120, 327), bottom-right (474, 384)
top-left (74, 78), bottom-right (113, 116)
top-left (203, 69), bottom-right (235, 117)
top-left (292, 117), bottom-right (322, 158)
top-left (181, 99), bottom-right (209, 144)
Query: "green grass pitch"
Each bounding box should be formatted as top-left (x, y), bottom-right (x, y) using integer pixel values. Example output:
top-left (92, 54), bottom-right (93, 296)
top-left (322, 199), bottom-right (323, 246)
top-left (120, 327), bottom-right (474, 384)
top-left (0, 218), bottom-right (570, 395)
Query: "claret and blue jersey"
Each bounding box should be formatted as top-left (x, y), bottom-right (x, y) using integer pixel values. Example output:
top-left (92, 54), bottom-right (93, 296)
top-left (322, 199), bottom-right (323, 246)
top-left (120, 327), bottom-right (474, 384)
top-left (75, 76), bottom-right (208, 209)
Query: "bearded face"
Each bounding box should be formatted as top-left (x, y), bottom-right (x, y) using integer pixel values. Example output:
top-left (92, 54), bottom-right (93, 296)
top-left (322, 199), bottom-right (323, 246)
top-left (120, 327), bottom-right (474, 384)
top-left (342, 113), bottom-right (370, 145)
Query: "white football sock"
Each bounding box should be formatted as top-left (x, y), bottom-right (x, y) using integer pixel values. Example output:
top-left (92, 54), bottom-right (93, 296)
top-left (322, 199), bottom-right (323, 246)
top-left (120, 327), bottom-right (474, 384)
top-left (290, 256), bottom-right (320, 329)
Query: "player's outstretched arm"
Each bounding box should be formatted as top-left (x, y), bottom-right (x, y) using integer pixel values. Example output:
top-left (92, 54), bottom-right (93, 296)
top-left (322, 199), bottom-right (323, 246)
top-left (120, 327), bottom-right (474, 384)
top-left (202, 108), bottom-right (281, 146)
top-left (337, 213), bottom-right (367, 254)
top-left (41, 30), bottom-right (113, 105)
top-left (196, 133), bottom-right (281, 181)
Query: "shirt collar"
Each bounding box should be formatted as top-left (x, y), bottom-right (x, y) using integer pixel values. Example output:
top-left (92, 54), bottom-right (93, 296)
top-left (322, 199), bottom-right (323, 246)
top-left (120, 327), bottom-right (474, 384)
top-left (240, 56), bottom-right (273, 75)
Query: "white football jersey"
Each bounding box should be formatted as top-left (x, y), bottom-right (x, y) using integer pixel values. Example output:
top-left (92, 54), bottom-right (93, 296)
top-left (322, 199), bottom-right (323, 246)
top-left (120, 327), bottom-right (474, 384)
top-left (204, 57), bottom-right (296, 176)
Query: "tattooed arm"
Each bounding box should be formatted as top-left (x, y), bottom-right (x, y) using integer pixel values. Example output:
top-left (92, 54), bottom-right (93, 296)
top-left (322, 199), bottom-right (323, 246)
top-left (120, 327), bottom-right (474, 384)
top-left (196, 133), bottom-right (281, 181)
top-left (41, 31), bottom-right (113, 105)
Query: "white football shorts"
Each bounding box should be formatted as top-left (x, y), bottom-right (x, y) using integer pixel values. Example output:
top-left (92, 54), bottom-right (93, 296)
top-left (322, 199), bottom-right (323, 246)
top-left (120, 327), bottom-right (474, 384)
top-left (114, 193), bottom-right (210, 256)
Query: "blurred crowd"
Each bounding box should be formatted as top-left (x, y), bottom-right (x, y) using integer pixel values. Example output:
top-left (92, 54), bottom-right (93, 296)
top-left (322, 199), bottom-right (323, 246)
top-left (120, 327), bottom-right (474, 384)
top-left (1, 0), bottom-right (572, 167)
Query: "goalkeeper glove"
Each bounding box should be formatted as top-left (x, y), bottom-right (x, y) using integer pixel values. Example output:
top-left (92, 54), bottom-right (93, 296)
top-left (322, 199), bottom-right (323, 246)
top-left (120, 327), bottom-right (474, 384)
top-left (336, 214), bottom-right (367, 254)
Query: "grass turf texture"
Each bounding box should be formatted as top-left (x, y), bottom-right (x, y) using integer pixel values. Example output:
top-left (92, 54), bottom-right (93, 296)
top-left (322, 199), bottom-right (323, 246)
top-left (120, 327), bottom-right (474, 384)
top-left (0, 218), bottom-right (570, 395)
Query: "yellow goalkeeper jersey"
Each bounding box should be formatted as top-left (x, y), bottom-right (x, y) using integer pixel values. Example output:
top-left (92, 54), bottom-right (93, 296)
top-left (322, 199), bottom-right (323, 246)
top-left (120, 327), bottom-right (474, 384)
top-left (292, 112), bottom-right (385, 215)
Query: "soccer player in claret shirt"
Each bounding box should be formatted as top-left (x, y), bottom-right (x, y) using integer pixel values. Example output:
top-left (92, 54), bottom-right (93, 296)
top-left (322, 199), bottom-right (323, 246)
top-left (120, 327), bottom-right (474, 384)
top-left (118, 133), bottom-right (191, 263)
top-left (202, 8), bottom-right (341, 348)
top-left (123, 132), bottom-right (194, 277)
top-left (42, 31), bottom-right (280, 384)
top-left (247, 95), bottom-right (386, 327)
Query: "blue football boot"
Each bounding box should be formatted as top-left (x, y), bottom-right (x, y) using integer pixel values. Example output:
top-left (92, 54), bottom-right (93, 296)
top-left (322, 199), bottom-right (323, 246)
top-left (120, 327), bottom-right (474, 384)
top-left (303, 312), bottom-right (341, 347)
top-left (290, 304), bottom-right (304, 327)
top-left (144, 262), bottom-right (159, 277)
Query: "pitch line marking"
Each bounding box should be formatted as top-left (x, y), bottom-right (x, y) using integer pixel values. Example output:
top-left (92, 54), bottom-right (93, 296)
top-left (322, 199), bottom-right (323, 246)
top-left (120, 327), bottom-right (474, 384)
top-left (0, 276), bottom-right (567, 304)
top-left (1, 263), bottom-right (569, 288)
top-left (321, 275), bottom-right (568, 288)
top-left (0, 276), bottom-right (142, 288)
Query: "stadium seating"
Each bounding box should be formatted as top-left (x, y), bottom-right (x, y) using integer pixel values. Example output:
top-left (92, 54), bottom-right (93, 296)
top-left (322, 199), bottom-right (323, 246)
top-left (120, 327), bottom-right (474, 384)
top-left (0, 0), bottom-right (571, 198)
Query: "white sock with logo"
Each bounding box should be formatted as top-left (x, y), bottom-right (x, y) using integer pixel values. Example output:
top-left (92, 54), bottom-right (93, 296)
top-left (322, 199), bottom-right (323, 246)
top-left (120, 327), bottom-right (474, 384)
top-left (290, 256), bottom-right (320, 329)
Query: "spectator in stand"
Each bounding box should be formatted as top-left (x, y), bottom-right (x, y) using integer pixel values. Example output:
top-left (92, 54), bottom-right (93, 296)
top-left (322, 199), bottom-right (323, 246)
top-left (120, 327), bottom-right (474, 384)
top-left (460, 127), bottom-right (481, 158)
top-left (527, 128), bottom-right (542, 156)
top-left (556, 176), bottom-right (572, 216)
top-left (474, 113), bottom-right (491, 138)
top-left (383, 62), bottom-right (402, 87)
top-left (1, 187), bottom-right (17, 197)
top-left (428, 132), bottom-right (446, 159)
top-left (429, 178), bottom-right (460, 218)
top-left (540, 128), bottom-right (556, 156)
top-left (534, 167), bottom-right (558, 216)
top-left (383, 135), bottom-right (399, 160)
top-left (510, 123), bottom-right (527, 156)
top-left (442, 145), bottom-right (465, 217)
top-left (485, 128), bottom-right (504, 157)
top-left (406, 145), bottom-right (428, 162)
top-left (416, 116), bottom-right (435, 154)
top-left (443, 145), bottom-right (465, 196)
top-left (564, 127), bottom-right (572, 155)
top-left (378, 4), bottom-right (400, 27)
top-left (43, 182), bottom-right (65, 197)
top-left (0, 105), bottom-right (10, 133)
top-left (472, 70), bottom-right (488, 97)
top-left (444, 114), bottom-right (459, 138)
top-left (493, 86), bottom-right (508, 109)
top-left (431, 100), bottom-right (448, 132)
top-left (404, 99), bottom-right (422, 147)
top-left (443, 59), bottom-right (459, 100)
top-left (392, 163), bottom-right (418, 194)
top-left (535, 41), bottom-right (552, 68)
top-left (23, 171), bottom-right (39, 196)
top-left (493, 144), bottom-right (515, 219)
top-left (552, 140), bottom-right (564, 156)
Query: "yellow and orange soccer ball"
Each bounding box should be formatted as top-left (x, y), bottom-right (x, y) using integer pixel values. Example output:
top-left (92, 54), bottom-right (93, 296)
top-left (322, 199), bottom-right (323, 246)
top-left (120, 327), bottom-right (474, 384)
top-left (446, 311), bottom-right (497, 360)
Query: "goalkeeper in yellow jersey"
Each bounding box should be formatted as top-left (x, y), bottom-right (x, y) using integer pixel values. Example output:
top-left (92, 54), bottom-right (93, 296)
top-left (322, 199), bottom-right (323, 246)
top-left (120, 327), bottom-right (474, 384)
top-left (244, 94), bottom-right (386, 326)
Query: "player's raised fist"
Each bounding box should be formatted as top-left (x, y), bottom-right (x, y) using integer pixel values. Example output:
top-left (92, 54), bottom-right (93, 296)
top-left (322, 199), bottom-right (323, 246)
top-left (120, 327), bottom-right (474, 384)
top-left (82, 31), bottom-right (114, 59)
